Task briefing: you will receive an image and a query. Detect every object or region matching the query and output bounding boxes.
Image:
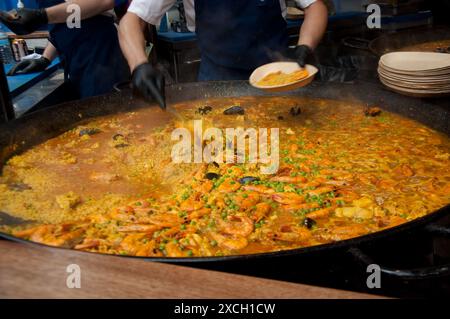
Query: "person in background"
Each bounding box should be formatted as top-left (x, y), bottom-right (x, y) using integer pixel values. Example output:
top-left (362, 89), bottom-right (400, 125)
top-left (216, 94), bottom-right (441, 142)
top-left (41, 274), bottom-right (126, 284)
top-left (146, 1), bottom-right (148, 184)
top-left (118, 0), bottom-right (328, 109)
top-left (0, 0), bottom-right (130, 99)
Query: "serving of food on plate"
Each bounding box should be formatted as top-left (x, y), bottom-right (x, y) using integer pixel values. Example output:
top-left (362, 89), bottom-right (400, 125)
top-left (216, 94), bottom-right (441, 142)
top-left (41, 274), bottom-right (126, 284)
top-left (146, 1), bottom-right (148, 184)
top-left (250, 62), bottom-right (318, 92)
top-left (257, 69), bottom-right (310, 87)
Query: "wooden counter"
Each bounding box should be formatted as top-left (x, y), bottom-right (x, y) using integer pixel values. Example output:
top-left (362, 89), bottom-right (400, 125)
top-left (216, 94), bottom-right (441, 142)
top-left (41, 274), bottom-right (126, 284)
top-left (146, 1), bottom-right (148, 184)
top-left (0, 240), bottom-right (382, 299)
top-left (7, 31), bottom-right (49, 40)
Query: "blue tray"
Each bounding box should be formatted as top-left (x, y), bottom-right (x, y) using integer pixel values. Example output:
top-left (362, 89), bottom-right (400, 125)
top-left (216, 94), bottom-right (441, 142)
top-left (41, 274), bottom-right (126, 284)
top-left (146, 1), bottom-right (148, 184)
top-left (4, 57), bottom-right (60, 98)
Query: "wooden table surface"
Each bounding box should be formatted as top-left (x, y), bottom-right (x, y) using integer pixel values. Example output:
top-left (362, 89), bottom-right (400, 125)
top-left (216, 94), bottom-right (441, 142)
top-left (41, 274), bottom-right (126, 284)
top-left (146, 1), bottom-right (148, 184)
top-left (0, 240), bottom-right (381, 299)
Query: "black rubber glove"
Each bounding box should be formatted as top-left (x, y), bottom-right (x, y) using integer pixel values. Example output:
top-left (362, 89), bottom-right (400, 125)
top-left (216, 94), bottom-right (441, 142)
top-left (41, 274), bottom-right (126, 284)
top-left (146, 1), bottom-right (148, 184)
top-left (0, 8), bottom-right (48, 36)
top-left (7, 57), bottom-right (50, 76)
top-left (132, 63), bottom-right (166, 110)
top-left (294, 44), bottom-right (314, 67)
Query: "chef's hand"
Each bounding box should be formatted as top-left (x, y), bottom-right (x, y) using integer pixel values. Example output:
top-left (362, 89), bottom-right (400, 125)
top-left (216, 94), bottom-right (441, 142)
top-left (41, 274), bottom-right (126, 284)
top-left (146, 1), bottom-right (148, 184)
top-left (132, 63), bottom-right (166, 110)
top-left (7, 57), bottom-right (50, 76)
top-left (0, 8), bottom-right (48, 36)
top-left (294, 44), bottom-right (314, 67)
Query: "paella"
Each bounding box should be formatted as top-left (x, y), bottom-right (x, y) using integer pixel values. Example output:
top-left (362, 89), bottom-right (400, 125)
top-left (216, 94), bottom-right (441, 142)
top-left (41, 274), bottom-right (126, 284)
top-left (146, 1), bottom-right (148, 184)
top-left (0, 96), bottom-right (449, 257)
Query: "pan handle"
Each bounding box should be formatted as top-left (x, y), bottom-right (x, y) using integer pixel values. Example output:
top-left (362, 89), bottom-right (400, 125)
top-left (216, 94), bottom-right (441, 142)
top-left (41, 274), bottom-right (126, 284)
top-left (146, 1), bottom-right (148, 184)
top-left (348, 247), bottom-right (450, 280)
top-left (424, 224), bottom-right (450, 237)
top-left (342, 37), bottom-right (371, 51)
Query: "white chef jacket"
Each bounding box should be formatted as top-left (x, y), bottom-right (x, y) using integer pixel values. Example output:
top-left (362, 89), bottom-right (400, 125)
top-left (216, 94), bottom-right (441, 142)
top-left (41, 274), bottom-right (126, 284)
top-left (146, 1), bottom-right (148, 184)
top-left (128, 0), bottom-right (318, 32)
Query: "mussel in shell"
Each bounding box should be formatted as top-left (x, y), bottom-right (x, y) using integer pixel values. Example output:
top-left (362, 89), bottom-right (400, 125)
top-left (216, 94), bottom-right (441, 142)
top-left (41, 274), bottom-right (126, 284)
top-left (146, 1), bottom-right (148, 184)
top-left (239, 176), bottom-right (260, 184)
top-left (223, 105), bottom-right (245, 115)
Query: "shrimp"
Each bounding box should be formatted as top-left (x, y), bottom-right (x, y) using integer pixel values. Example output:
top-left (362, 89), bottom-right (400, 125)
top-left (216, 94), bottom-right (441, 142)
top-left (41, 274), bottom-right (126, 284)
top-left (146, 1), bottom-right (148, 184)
top-left (233, 192), bottom-right (260, 211)
top-left (74, 238), bottom-right (100, 250)
top-left (217, 178), bottom-right (241, 192)
top-left (218, 215), bottom-right (254, 237)
top-left (307, 186), bottom-right (335, 197)
top-left (117, 224), bottom-right (160, 233)
top-left (12, 225), bottom-right (51, 239)
top-left (30, 225), bottom-right (56, 243)
top-left (210, 232), bottom-right (248, 251)
top-left (145, 213), bottom-right (181, 227)
top-left (251, 202), bottom-right (271, 222)
top-left (281, 202), bottom-right (320, 212)
top-left (324, 180), bottom-right (348, 187)
top-left (43, 228), bottom-right (86, 248)
top-left (242, 185), bottom-right (274, 194)
top-left (269, 176), bottom-right (307, 183)
top-left (320, 224), bottom-right (368, 241)
top-left (268, 225), bottom-right (312, 243)
top-left (179, 197), bottom-right (204, 211)
top-left (14, 224), bottom-right (85, 248)
top-left (271, 192), bottom-right (305, 205)
top-left (307, 207), bottom-right (333, 220)
top-left (188, 207), bottom-right (211, 220)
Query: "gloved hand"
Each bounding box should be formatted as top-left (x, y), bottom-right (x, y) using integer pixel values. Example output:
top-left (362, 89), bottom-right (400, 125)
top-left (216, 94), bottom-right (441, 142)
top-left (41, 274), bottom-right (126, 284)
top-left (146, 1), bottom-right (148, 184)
top-left (7, 57), bottom-right (50, 76)
top-left (293, 44), bottom-right (314, 67)
top-left (132, 63), bottom-right (166, 110)
top-left (0, 8), bottom-right (48, 36)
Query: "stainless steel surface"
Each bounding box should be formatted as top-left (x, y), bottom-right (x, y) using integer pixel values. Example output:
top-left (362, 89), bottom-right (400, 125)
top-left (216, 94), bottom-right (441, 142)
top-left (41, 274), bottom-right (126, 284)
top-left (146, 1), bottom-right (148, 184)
top-left (12, 69), bottom-right (64, 117)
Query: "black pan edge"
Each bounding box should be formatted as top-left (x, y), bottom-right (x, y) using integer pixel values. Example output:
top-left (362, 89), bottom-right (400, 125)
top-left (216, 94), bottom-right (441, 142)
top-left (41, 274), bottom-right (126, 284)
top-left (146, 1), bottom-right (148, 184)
top-left (0, 80), bottom-right (449, 262)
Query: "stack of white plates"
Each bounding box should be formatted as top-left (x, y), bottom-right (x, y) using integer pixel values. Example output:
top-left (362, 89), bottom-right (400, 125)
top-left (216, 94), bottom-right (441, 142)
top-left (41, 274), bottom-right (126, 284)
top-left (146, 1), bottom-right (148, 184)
top-left (378, 52), bottom-right (450, 97)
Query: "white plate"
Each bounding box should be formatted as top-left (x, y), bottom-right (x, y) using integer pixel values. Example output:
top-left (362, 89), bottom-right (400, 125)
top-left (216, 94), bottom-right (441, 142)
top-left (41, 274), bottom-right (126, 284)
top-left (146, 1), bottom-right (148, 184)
top-left (379, 76), bottom-right (450, 90)
top-left (380, 83), bottom-right (450, 98)
top-left (380, 78), bottom-right (450, 93)
top-left (379, 52), bottom-right (450, 72)
top-left (379, 62), bottom-right (450, 76)
top-left (380, 52), bottom-right (450, 71)
top-left (249, 62), bottom-right (318, 92)
top-left (378, 68), bottom-right (450, 83)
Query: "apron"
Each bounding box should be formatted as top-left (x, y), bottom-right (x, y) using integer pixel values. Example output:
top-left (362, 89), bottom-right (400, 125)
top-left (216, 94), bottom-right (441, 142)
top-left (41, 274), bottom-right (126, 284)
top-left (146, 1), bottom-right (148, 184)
top-left (38, 0), bottom-right (130, 98)
top-left (195, 0), bottom-right (288, 81)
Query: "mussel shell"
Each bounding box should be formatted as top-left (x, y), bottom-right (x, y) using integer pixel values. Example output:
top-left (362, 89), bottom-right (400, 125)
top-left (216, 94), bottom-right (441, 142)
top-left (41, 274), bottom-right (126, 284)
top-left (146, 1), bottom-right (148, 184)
top-left (79, 128), bottom-right (101, 137)
top-left (112, 133), bottom-right (125, 141)
top-left (205, 172), bottom-right (220, 180)
top-left (289, 107), bottom-right (301, 117)
top-left (197, 105), bottom-right (213, 115)
top-left (239, 176), bottom-right (260, 184)
top-left (303, 217), bottom-right (316, 229)
top-left (211, 161), bottom-right (220, 168)
top-left (223, 105), bottom-right (245, 115)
